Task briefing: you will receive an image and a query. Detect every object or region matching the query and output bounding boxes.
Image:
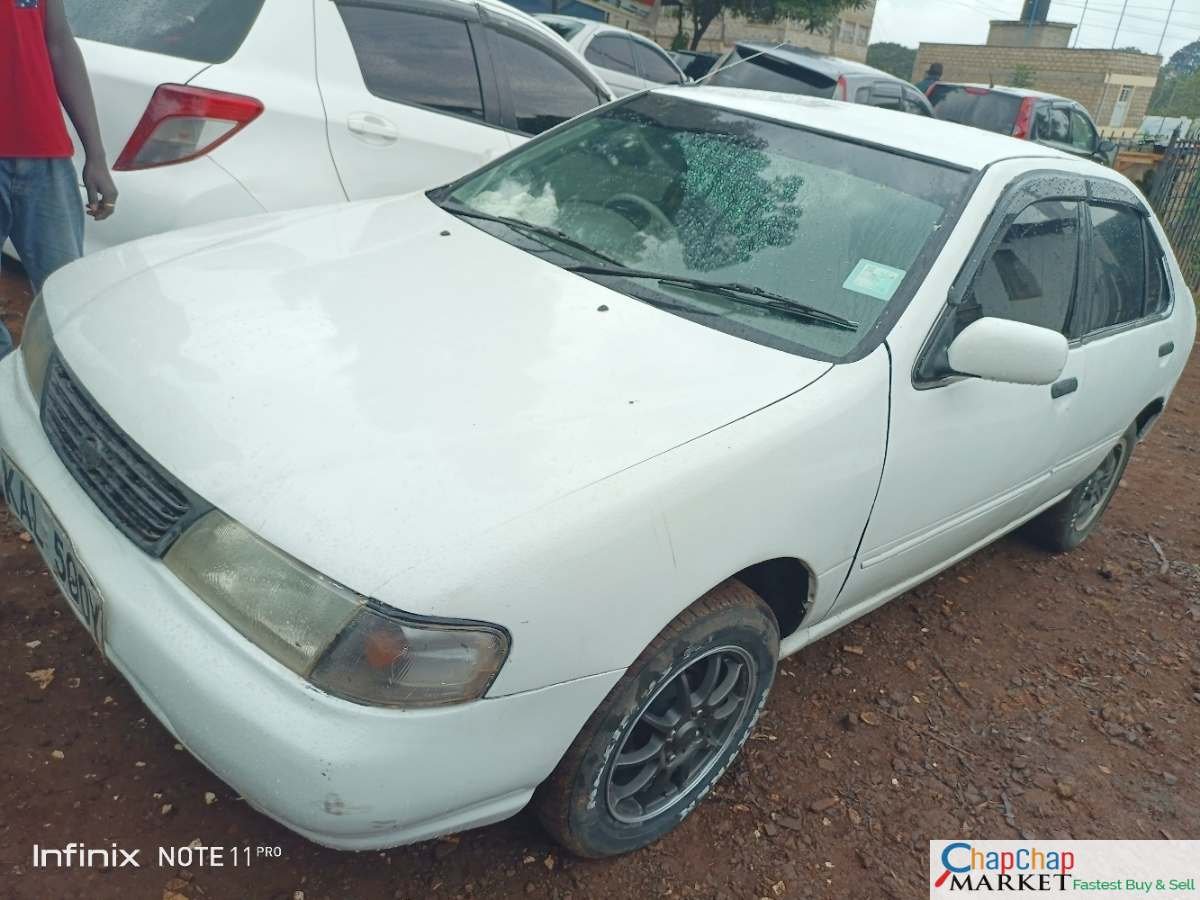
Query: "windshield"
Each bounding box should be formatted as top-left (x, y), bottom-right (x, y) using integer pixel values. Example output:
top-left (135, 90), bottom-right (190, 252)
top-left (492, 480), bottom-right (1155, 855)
top-left (706, 48), bottom-right (837, 98)
top-left (65, 0), bottom-right (265, 63)
top-left (540, 18), bottom-right (584, 41)
top-left (440, 93), bottom-right (971, 360)
top-left (929, 85), bottom-right (1022, 135)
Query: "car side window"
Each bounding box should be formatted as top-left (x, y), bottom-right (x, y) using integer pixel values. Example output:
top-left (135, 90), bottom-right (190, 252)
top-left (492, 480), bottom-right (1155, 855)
top-left (957, 200), bottom-right (1081, 336)
top-left (1071, 203), bottom-right (1146, 335)
top-left (1036, 105), bottom-right (1070, 144)
top-left (1145, 224), bottom-right (1172, 316)
top-left (1069, 109), bottom-right (1098, 154)
top-left (586, 35), bottom-right (637, 75)
top-left (490, 28), bottom-right (603, 135)
top-left (869, 82), bottom-right (903, 111)
top-left (338, 5), bottom-right (484, 121)
top-left (903, 88), bottom-right (931, 116)
top-left (632, 41), bottom-right (682, 84)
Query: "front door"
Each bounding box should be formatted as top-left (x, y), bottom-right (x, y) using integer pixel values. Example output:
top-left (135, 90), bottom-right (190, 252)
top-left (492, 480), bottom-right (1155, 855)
top-left (316, 0), bottom-right (513, 202)
top-left (584, 34), bottom-right (646, 96)
top-left (837, 181), bottom-right (1090, 611)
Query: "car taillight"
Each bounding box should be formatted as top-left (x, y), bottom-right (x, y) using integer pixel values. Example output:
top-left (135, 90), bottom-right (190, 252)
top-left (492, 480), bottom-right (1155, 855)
top-left (114, 84), bottom-right (264, 172)
top-left (1012, 97), bottom-right (1036, 140)
top-left (836, 75), bottom-right (848, 101)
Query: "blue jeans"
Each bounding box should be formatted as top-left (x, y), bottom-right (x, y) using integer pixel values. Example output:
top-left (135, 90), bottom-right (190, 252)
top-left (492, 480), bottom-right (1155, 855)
top-left (0, 157), bottom-right (85, 358)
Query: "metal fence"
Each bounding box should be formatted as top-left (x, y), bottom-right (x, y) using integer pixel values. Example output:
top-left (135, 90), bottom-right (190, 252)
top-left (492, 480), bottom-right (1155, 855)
top-left (1149, 137), bottom-right (1200, 293)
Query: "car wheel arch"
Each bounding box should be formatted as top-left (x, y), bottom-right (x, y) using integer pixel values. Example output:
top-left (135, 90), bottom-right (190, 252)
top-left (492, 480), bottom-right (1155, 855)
top-left (730, 557), bottom-right (814, 641)
top-left (1136, 397), bottom-right (1166, 440)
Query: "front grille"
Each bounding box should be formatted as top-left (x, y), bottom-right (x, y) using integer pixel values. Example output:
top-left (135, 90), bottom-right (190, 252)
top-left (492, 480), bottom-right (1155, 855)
top-left (40, 354), bottom-right (210, 557)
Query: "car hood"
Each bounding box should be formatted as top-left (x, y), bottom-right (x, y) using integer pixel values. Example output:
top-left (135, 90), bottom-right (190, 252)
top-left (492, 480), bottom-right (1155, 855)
top-left (47, 194), bottom-right (830, 597)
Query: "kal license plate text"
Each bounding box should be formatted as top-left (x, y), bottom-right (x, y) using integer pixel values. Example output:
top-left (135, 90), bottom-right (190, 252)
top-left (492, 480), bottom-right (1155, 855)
top-left (2, 451), bottom-right (105, 649)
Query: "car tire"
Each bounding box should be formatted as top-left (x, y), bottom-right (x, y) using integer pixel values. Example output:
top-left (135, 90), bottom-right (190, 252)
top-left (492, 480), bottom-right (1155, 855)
top-left (534, 579), bottom-right (779, 858)
top-left (1026, 425), bottom-right (1136, 553)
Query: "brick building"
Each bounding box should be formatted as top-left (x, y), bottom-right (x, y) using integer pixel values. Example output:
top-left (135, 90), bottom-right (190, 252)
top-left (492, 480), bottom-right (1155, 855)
top-left (914, 1), bottom-right (1160, 136)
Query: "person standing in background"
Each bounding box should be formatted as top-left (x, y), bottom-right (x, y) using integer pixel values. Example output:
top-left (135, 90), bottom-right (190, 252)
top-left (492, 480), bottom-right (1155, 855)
top-left (1, 0), bottom-right (118, 359)
top-left (915, 62), bottom-right (944, 94)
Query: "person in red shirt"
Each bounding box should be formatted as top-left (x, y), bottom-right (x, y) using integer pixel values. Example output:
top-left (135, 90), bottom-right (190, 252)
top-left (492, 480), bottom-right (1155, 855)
top-left (1, 0), bottom-right (117, 358)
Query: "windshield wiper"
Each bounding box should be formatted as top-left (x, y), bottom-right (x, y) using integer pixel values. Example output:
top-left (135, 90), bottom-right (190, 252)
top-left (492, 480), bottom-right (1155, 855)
top-left (564, 264), bottom-right (859, 332)
top-left (440, 203), bottom-right (624, 267)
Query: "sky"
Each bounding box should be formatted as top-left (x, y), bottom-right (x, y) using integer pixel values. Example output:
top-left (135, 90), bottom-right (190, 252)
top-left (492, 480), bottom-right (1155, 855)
top-left (872, 0), bottom-right (1199, 63)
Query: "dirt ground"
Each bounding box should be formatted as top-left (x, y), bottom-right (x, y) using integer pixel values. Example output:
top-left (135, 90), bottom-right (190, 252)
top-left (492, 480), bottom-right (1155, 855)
top-left (1, 267), bottom-right (1198, 900)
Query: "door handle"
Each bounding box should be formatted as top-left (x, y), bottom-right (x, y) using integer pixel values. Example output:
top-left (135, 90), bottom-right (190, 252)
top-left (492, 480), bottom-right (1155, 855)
top-left (1159, 341), bottom-right (1175, 358)
top-left (1051, 377), bottom-right (1078, 399)
top-left (347, 112), bottom-right (399, 145)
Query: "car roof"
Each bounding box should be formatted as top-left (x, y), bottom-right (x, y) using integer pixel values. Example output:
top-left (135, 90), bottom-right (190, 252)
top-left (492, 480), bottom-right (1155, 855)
top-left (478, 0), bottom-right (576, 40)
top-left (538, 14), bottom-right (654, 42)
top-left (654, 85), bottom-right (1080, 170)
top-left (732, 42), bottom-right (904, 82)
top-left (933, 81), bottom-right (1067, 102)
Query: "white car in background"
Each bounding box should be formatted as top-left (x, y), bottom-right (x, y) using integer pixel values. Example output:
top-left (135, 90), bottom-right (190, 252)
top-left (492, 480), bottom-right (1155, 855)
top-left (61, 0), bottom-right (613, 252)
top-left (2, 88), bottom-right (1193, 858)
top-left (538, 15), bottom-right (685, 96)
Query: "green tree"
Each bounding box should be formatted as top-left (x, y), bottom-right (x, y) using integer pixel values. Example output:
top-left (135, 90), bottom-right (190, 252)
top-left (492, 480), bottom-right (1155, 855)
top-left (1149, 36), bottom-right (1200, 114)
top-left (866, 41), bottom-right (917, 80)
top-left (681, 0), bottom-right (866, 52)
top-left (1011, 63), bottom-right (1037, 88)
top-left (1152, 68), bottom-right (1200, 117)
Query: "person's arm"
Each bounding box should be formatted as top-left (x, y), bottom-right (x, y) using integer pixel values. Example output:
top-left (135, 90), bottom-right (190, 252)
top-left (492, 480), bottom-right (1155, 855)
top-left (43, 0), bottom-right (118, 221)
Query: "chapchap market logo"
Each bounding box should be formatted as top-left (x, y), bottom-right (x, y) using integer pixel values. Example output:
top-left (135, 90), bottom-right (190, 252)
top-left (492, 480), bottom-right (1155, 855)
top-left (934, 842), bottom-right (1075, 891)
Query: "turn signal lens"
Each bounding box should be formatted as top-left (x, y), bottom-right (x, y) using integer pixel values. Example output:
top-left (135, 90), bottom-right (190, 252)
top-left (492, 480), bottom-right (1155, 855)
top-left (20, 293), bottom-right (53, 403)
top-left (310, 603), bottom-right (510, 708)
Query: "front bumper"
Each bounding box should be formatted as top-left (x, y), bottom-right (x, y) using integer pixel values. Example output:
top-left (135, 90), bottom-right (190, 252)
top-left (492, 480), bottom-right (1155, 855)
top-left (0, 353), bottom-right (622, 849)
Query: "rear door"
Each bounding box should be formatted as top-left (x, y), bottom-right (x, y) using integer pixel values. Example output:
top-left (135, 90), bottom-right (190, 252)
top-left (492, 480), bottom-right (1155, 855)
top-left (62, 0), bottom-right (261, 170)
top-left (1052, 180), bottom-right (1180, 487)
top-left (583, 33), bottom-right (643, 96)
top-left (315, 0), bottom-right (511, 201)
top-left (629, 38), bottom-right (685, 89)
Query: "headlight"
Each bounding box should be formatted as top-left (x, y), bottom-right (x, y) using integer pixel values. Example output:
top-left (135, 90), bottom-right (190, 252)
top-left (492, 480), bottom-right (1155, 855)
top-left (21, 293), bottom-right (53, 402)
top-left (164, 511), bottom-right (509, 707)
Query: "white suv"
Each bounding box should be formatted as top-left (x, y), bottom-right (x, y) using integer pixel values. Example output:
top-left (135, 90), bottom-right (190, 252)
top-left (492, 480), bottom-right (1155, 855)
top-left (64, 0), bottom-right (613, 251)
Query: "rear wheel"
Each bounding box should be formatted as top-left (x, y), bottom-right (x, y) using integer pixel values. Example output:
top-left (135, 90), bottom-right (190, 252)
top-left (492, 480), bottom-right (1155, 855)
top-left (1026, 425), bottom-right (1135, 552)
top-left (535, 580), bottom-right (778, 857)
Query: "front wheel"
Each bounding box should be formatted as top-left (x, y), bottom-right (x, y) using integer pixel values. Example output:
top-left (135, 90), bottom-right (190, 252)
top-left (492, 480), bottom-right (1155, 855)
top-left (534, 580), bottom-right (778, 857)
top-left (1026, 424), bottom-right (1136, 552)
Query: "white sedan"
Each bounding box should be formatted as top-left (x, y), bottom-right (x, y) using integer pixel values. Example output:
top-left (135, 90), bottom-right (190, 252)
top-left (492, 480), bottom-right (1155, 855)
top-left (59, 0), bottom-right (612, 252)
top-left (1, 86), bottom-right (1193, 857)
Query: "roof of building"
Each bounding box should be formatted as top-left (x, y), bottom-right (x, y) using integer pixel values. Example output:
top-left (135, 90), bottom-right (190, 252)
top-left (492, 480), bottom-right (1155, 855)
top-left (658, 84), bottom-right (1081, 170)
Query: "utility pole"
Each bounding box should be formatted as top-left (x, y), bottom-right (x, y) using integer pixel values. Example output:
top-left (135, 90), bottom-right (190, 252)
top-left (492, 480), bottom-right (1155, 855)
top-left (1111, 0), bottom-right (1130, 49)
top-left (1023, 0), bottom-right (1041, 47)
top-left (1072, 0), bottom-right (1089, 48)
top-left (1156, 0), bottom-right (1177, 56)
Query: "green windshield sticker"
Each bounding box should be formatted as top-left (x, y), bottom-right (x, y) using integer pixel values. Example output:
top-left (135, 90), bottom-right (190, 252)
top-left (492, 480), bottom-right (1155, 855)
top-left (842, 259), bottom-right (907, 302)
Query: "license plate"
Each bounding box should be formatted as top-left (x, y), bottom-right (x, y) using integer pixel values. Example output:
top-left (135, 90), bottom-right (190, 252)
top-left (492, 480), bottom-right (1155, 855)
top-left (2, 450), bottom-right (105, 652)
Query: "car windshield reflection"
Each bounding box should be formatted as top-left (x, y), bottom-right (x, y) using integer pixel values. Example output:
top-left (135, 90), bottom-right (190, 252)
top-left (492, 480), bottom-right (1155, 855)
top-left (441, 93), bottom-right (973, 360)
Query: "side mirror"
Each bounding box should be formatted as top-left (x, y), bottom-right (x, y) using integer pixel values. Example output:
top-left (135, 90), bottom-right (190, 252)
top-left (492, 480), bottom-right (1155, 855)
top-left (946, 317), bottom-right (1068, 386)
